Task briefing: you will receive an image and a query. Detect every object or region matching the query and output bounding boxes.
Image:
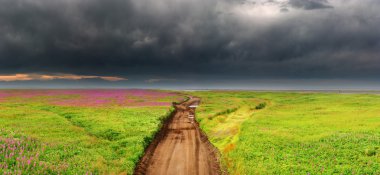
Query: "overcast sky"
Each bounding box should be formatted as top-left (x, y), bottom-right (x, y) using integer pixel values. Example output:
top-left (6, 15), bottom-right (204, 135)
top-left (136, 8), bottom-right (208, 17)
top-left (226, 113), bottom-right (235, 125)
top-left (0, 0), bottom-right (379, 89)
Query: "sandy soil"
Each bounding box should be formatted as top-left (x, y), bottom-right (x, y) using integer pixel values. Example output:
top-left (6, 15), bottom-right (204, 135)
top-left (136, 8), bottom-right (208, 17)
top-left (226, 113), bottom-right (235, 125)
top-left (134, 97), bottom-right (222, 175)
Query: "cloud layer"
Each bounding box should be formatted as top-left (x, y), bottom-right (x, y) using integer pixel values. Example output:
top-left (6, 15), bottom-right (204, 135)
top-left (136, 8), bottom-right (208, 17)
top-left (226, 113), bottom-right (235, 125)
top-left (0, 0), bottom-right (379, 80)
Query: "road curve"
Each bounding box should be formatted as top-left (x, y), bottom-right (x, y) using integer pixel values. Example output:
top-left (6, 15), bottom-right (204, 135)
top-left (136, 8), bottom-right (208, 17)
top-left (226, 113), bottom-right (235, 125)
top-left (134, 97), bottom-right (222, 175)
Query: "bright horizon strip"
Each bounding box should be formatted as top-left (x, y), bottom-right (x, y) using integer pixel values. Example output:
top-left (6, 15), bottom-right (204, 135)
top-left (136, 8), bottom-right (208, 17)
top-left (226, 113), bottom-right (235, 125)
top-left (0, 73), bottom-right (127, 82)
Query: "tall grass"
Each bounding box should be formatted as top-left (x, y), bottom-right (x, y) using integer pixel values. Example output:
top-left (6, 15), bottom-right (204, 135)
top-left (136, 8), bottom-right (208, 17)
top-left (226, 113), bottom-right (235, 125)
top-left (255, 102), bottom-right (266, 110)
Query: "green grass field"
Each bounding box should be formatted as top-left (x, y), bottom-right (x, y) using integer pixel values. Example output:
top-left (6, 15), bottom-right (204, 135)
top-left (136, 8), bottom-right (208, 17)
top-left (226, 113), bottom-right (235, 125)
top-left (188, 91), bottom-right (380, 174)
top-left (1, 90), bottom-right (380, 174)
top-left (0, 90), bottom-right (182, 174)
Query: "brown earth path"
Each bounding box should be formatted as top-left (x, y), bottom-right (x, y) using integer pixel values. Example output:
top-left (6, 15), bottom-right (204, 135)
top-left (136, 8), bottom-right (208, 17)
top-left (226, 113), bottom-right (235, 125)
top-left (134, 97), bottom-right (222, 175)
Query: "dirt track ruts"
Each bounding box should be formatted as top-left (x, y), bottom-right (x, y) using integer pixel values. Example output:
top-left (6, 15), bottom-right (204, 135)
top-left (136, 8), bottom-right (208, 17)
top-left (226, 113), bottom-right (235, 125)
top-left (134, 97), bottom-right (222, 175)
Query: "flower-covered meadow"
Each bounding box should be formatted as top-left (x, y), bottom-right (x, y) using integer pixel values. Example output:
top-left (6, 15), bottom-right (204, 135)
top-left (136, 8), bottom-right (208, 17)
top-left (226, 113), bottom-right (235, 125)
top-left (0, 89), bottom-right (182, 107)
top-left (0, 89), bottom-right (184, 174)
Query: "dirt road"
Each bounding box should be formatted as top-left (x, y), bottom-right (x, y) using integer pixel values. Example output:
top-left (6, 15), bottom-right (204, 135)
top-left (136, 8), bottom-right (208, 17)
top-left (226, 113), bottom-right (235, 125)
top-left (134, 97), bottom-right (222, 175)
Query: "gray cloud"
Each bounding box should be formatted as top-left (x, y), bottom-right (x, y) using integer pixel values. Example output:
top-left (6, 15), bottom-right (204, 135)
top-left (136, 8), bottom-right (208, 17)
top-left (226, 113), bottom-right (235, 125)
top-left (288, 0), bottom-right (333, 10)
top-left (0, 0), bottom-right (379, 81)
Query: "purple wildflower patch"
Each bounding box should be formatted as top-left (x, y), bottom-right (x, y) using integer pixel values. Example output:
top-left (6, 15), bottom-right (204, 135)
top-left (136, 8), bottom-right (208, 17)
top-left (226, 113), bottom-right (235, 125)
top-left (0, 90), bottom-right (183, 107)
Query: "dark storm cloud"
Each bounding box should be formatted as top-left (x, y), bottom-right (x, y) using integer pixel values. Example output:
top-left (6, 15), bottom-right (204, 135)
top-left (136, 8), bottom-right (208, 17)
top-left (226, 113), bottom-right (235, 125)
top-left (0, 0), bottom-right (380, 80)
top-left (288, 0), bottom-right (333, 10)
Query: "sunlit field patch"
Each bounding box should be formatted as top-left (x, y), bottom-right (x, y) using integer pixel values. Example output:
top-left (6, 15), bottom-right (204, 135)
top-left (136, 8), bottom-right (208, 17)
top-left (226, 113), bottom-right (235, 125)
top-left (0, 89), bottom-right (184, 174)
top-left (188, 91), bottom-right (380, 174)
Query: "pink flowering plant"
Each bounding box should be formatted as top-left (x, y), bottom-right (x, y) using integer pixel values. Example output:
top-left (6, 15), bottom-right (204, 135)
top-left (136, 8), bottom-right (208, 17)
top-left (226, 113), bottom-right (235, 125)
top-left (0, 129), bottom-right (69, 175)
top-left (0, 92), bottom-right (10, 102)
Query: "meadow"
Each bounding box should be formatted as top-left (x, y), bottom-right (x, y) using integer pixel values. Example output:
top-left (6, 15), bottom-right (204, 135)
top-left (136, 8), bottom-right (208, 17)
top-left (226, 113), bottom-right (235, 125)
top-left (1, 90), bottom-right (380, 175)
top-left (188, 91), bottom-right (380, 174)
top-left (0, 90), bottom-right (183, 174)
